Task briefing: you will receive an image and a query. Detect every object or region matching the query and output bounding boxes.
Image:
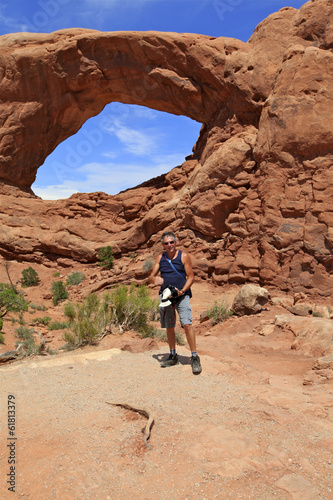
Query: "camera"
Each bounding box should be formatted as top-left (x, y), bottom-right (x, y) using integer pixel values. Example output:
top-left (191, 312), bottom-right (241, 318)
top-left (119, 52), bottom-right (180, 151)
top-left (168, 285), bottom-right (179, 299)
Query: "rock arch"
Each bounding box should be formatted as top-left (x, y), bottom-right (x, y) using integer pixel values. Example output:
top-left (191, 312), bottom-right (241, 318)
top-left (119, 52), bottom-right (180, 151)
top-left (0, 28), bottom-right (257, 190)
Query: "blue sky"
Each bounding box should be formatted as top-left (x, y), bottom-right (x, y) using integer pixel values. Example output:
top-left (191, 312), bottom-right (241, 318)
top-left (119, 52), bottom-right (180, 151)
top-left (0, 0), bottom-right (305, 199)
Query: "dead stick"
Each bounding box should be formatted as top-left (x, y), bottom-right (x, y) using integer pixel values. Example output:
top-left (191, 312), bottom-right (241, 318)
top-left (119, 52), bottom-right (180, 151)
top-left (106, 402), bottom-right (154, 449)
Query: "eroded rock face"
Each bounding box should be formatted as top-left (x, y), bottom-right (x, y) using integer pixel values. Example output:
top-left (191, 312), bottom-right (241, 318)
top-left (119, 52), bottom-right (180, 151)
top-left (0, 0), bottom-right (333, 297)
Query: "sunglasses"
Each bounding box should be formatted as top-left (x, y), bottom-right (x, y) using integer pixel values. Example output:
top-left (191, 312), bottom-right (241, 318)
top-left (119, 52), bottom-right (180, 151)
top-left (163, 241), bottom-right (175, 246)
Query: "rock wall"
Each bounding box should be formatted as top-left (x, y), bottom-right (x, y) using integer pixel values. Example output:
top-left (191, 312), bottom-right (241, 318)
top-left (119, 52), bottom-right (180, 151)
top-left (0, 0), bottom-right (332, 296)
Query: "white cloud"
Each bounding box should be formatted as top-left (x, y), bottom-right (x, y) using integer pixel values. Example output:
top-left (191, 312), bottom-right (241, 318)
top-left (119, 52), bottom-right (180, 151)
top-left (103, 117), bottom-right (162, 156)
top-left (33, 152), bottom-right (186, 200)
top-left (33, 183), bottom-right (80, 201)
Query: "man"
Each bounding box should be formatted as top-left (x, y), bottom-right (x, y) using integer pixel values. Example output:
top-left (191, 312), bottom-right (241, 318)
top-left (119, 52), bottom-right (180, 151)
top-left (149, 231), bottom-right (202, 375)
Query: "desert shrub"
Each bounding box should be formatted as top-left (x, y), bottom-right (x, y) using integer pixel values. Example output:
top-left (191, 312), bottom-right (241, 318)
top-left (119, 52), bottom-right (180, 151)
top-left (66, 271), bottom-right (85, 286)
top-left (62, 293), bottom-right (106, 350)
top-left (31, 316), bottom-right (51, 326)
top-left (15, 326), bottom-right (42, 357)
top-left (48, 321), bottom-right (68, 330)
top-left (207, 300), bottom-right (233, 325)
top-left (106, 283), bottom-right (159, 336)
top-left (20, 267), bottom-right (40, 287)
top-left (0, 332), bottom-right (4, 344)
top-left (154, 329), bottom-right (185, 345)
top-left (97, 246), bottom-right (114, 270)
top-left (0, 284), bottom-right (28, 318)
top-left (0, 317), bottom-right (3, 331)
top-left (142, 258), bottom-right (153, 274)
top-left (29, 303), bottom-right (48, 312)
top-left (63, 302), bottom-right (76, 322)
top-left (51, 281), bottom-right (68, 306)
top-left (53, 271), bottom-right (60, 278)
top-left (62, 284), bottom-right (158, 350)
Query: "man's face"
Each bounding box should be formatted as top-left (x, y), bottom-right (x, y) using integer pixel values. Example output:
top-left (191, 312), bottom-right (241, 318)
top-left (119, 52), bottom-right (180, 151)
top-left (163, 237), bottom-right (176, 252)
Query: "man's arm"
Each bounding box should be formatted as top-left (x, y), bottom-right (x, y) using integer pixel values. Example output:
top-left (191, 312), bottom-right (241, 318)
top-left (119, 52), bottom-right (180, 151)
top-left (180, 252), bottom-right (194, 294)
top-left (148, 254), bottom-right (164, 286)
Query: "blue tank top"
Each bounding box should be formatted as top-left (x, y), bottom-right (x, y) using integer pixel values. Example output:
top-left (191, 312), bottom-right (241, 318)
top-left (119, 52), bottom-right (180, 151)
top-left (159, 250), bottom-right (192, 298)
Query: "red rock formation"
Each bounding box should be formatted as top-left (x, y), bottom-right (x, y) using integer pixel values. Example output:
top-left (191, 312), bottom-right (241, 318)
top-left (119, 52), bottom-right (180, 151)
top-left (0, 0), bottom-right (332, 297)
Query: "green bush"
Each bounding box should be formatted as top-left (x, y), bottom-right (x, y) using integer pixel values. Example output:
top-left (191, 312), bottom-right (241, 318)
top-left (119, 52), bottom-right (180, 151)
top-left (29, 303), bottom-right (48, 312)
top-left (15, 326), bottom-right (42, 357)
top-left (0, 284), bottom-right (28, 318)
top-left (66, 271), bottom-right (85, 286)
top-left (48, 321), bottom-right (68, 330)
top-left (107, 283), bottom-right (159, 336)
top-left (97, 246), bottom-right (114, 270)
top-left (0, 317), bottom-right (3, 331)
top-left (0, 332), bottom-right (4, 344)
top-left (20, 267), bottom-right (40, 287)
top-left (51, 281), bottom-right (68, 306)
top-left (63, 302), bottom-right (76, 322)
top-left (62, 284), bottom-right (158, 350)
top-left (207, 300), bottom-right (233, 325)
top-left (31, 316), bottom-right (51, 326)
top-left (63, 293), bottom-right (106, 350)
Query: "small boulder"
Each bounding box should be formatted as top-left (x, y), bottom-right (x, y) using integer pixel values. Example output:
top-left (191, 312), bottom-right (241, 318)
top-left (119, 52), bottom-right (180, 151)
top-left (232, 284), bottom-right (269, 316)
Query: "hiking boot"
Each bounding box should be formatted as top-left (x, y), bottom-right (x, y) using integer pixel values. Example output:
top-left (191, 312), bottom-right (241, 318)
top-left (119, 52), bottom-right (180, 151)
top-left (161, 353), bottom-right (179, 367)
top-left (191, 354), bottom-right (202, 375)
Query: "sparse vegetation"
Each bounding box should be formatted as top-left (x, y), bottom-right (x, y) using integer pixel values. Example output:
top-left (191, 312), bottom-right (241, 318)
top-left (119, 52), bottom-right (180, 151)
top-left (62, 284), bottom-right (158, 351)
top-left (66, 271), bottom-right (85, 286)
top-left (31, 316), bottom-right (51, 326)
top-left (207, 300), bottom-right (233, 325)
top-left (106, 284), bottom-right (158, 336)
top-left (312, 311), bottom-right (324, 318)
top-left (0, 332), bottom-right (4, 344)
top-left (155, 329), bottom-right (185, 345)
top-left (62, 293), bottom-right (107, 350)
top-left (51, 281), bottom-right (69, 306)
top-left (20, 266), bottom-right (40, 287)
top-left (0, 283), bottom-right (28, 319)
top-left (142, 258), bottom-right (153, 274)
top-left (29, 303), bottom-right (48, 312)
top-left (97, 246), bottom-right (114, 270)
top-left (14, 326), bottom-right (42, 357)
top-left (48, 321), bottom-right (68, 331)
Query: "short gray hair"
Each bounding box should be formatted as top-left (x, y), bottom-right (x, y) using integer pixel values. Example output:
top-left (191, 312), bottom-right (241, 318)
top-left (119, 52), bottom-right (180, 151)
top-left (161, 231), bottom-right (176, 244)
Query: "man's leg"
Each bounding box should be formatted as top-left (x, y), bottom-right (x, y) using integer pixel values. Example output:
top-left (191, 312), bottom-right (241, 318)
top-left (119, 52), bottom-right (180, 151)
top-left (177, 298), bottom-right (202, 375)
top-left (166, 327), bottom-right (176, 351)
top-left (160, 306), bottom-right (178, 367)
top-left (183, 324), bottom-right (196, 352)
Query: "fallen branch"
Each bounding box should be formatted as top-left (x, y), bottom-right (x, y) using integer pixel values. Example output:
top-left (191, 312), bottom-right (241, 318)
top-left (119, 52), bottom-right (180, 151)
top-left (106, 402), bottom-right (155, 449)
top-left (0, 350), bottom-right (19, 364)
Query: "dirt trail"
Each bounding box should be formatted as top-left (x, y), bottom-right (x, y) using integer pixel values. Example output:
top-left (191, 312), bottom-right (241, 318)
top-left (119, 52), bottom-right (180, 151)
top-left (1, 327), bottom-right (333, 499)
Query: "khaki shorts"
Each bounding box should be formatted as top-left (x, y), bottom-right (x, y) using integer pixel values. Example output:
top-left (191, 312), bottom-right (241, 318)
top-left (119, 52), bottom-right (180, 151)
top-left (159, 294), bottom-right (192, 329)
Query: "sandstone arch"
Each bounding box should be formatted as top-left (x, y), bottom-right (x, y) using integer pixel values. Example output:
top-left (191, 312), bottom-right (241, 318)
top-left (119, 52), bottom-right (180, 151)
top-left (0, 0), bottom-right (333, 297)
top-left (0, 28), bottom-right (257, 190)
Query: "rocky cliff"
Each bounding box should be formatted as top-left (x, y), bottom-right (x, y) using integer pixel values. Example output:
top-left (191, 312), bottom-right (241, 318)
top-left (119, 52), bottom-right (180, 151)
top-left (0, 0), bottom-right (332, 296)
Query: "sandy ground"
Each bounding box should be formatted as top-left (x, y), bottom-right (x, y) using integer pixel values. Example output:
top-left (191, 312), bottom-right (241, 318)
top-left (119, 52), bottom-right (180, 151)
top-left (0, 266), bottom-right (333, 499)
